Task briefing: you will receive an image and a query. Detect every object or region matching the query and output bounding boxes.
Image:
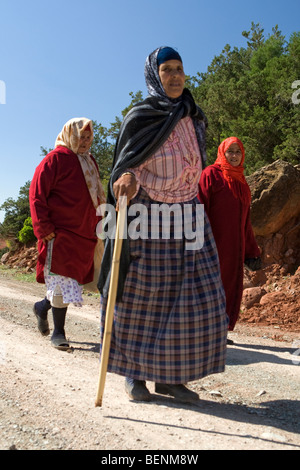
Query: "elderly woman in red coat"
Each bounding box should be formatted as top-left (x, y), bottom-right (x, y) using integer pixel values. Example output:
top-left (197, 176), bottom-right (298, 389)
top-left (198, 137), bottom-right (261, 338)
top-left (29, 118), bottom-right (105, 350)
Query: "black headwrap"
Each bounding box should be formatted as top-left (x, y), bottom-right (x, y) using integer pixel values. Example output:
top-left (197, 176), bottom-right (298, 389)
top-left (157, 46), bottom-right (182, 66)
top-left (98, 47), bottom-right (208, 300)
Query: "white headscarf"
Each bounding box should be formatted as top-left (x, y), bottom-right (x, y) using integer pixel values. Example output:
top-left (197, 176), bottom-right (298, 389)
top-left (55, 117), bottom-right (106, 209)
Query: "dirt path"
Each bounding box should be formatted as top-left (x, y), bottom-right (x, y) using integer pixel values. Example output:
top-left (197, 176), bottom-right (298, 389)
top-left (0, 272), bottom-right (299, 451)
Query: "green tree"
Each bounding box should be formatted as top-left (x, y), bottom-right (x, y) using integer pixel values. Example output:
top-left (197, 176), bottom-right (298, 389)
top-left (242, 22), bottom-right (265, 51)
top-left (0, 181), bottom-right (31, 240)
top-left (90, 121), bottom-right (114, 191)
top-left (108, 90), bottom-right (144, 141)
top-left (18, 217), bottom-right (36, 244)
top-left (187, 23), bottom-right (300, 173)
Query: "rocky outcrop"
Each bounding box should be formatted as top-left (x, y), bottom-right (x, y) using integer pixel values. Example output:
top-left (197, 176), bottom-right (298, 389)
top-left (1, 244), bottom-right (38, 273)
top-left (247, 160), bottom-right (300, 271)
top-left (247, 160), bottom-right (300, 235)
top-left (240, 160), bottom-right (300, 330)
top-left (241, 265), bottom-right (300, 333)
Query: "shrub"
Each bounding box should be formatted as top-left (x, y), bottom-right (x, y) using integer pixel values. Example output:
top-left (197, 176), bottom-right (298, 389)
top-left (18, 217), bottom-right (36, 244)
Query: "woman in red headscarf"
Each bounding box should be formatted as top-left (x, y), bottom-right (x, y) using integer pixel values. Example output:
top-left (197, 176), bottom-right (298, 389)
top-left (198, 137), bottom-right (261, 336)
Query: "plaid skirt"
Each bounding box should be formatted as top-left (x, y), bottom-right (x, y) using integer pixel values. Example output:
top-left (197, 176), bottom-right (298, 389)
top-left (100, 190), bottom-right (228, 384)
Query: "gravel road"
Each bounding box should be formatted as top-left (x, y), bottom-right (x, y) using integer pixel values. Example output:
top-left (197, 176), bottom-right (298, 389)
top-left (0, 271), bottom-right (299, 451)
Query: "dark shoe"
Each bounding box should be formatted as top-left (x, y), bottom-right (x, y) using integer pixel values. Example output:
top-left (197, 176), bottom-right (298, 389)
top-left (33, 299), bottom-right (51, 336)
top-left (155, 383), bottom-right (199, 404)
top-left (52, 307), bottom-right (67, 331)
top-left (227, 338), bottom-right (234, 345)
top-left (51, 307), bottom-right (69, 350)
top-left (125, 378), bottom-right (151, 402)
top-left (51, 332), bottom-right (70, 351)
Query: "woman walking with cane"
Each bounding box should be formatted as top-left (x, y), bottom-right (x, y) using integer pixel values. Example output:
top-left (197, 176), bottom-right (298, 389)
top-left (98, 47), bottom-right (228, 403)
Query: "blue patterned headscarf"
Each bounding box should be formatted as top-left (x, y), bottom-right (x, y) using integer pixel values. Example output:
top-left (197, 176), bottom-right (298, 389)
top-left (144, 47), bottom-right (183, 102)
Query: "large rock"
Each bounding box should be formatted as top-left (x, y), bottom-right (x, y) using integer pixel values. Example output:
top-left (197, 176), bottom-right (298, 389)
top-left (1, 251), bottom-right (10, 264)
top-left (242, 286), bottom-right (266, 309)
top-left (247, 160), bottom-right (300, 237)
top-left (246, 160), bottom-right (300, 271)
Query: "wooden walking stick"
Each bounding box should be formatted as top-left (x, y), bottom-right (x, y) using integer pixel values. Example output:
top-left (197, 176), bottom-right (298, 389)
top-left (95, 199), bottom-right (127, 407)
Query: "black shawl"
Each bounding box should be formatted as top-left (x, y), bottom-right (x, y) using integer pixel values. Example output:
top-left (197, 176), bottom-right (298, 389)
top-left (98, 87), bottom-right (207, 301)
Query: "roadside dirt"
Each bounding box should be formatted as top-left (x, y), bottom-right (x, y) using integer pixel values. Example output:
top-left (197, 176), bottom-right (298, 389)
top-left (0, 271), bottom-right (299, 451)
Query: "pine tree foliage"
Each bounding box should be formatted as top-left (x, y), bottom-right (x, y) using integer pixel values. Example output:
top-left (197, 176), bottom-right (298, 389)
top-left (187, 23), bottom-right (300, 173)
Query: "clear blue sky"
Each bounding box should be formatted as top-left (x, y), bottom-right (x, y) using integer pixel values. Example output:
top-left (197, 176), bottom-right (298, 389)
top-left (0, 0), bottom-right (299, 222)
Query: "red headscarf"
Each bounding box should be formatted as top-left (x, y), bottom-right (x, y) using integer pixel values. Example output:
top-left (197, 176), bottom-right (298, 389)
top-left (215, 136), bottom-right (251, 206)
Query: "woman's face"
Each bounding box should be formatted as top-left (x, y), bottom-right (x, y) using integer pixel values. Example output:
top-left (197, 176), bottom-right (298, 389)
top-left (78, 130), bottom-right (92, 154)
top-left (158, 59), bottom-right (185, 99)
top-left (225, 143), bottom-right (243, 167)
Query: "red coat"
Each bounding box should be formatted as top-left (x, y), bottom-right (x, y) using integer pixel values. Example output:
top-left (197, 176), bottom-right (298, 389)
top-left (29, 146), bottom-right (100, 285)
top-left (198, 164), bottom-right (260, 330)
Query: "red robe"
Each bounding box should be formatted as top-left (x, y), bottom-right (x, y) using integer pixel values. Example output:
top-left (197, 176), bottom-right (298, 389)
top-left (29, 146), bottom-right (100, 285)
top-left (198, 164), bottom-right (260, 330)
